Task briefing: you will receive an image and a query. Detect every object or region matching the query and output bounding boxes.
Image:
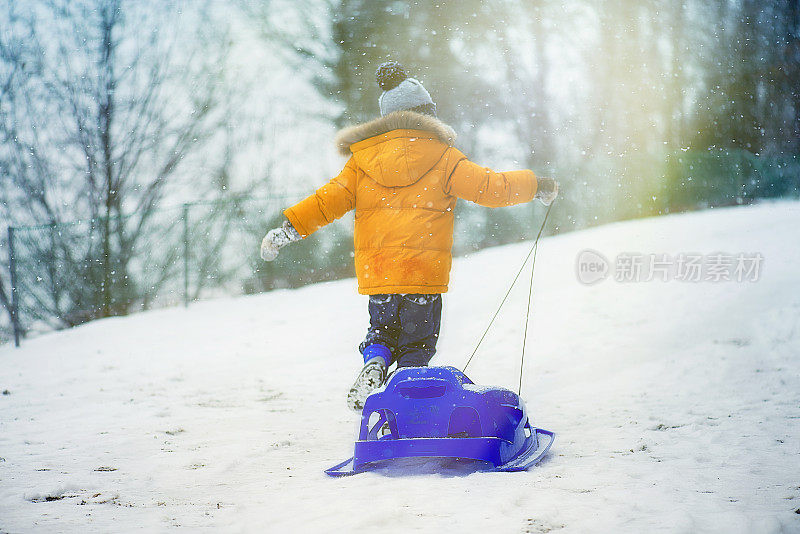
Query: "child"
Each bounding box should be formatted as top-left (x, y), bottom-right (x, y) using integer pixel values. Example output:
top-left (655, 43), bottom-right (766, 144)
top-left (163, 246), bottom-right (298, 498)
top-left (261, 62), bottom-right (558, 410)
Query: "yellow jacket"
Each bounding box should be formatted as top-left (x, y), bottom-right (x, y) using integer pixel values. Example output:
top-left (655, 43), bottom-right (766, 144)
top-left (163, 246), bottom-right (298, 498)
top-left (284, 111), bottom-right (539, 294)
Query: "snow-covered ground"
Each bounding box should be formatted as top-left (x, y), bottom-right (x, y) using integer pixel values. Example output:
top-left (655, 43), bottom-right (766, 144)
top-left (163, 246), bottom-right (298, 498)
top-left (1, 201), bottom-right (799, 533)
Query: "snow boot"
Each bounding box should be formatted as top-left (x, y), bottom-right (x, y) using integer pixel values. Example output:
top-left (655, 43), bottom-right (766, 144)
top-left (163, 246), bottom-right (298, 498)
top-left (347, 344), bottom-right (391, 412)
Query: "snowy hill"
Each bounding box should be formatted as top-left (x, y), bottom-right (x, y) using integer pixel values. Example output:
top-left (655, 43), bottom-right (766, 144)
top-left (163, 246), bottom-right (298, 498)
top-left (1, 202), bottom-right (799, 533)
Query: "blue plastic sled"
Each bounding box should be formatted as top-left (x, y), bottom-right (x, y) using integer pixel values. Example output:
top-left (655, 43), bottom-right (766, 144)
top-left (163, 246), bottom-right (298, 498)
top-left (326, 366), bottom-right (554, 476)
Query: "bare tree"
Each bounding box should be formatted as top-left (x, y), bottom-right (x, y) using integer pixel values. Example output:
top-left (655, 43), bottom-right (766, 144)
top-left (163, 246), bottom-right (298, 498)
top-left (0, 0), bottom-right (229, 333)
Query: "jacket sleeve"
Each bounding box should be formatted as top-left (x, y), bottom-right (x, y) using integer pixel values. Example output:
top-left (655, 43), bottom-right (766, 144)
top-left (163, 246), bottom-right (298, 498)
top-left (443, 148), bottom-right (538, 208)
top-left (283, 157), bottom-right (357, 237)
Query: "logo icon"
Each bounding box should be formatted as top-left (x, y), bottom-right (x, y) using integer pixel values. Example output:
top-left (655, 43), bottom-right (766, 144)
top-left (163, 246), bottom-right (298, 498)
top-left (576, 249), bottom-right (610, 285)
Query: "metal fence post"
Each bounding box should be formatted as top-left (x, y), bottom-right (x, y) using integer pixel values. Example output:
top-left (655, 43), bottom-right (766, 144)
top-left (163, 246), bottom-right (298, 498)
top-left (7, 226), bottom-right (21, 347)
top-left (182, 203), bottom-right (190, 307)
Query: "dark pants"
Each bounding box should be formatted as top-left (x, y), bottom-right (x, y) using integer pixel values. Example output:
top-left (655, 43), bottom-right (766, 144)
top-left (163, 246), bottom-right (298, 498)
top-left (359, 294), bottom-right (442, 368)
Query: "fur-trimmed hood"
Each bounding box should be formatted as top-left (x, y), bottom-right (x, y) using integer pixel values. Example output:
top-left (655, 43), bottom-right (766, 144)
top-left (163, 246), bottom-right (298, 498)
top-left (335, 111), bottom-right (456, 157)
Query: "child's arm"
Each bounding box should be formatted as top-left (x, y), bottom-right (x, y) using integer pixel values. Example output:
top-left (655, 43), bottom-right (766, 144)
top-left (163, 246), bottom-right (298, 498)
top-left (260, 158), bottom-right (357, 262)
top-left (444, 148), bottom-right (558, 207)
top-left (283, 158), bottom-right (358, 237)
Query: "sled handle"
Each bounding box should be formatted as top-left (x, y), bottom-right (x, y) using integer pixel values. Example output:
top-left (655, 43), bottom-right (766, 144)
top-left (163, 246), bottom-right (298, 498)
top-left (388, 377), bottom-right (451, 397)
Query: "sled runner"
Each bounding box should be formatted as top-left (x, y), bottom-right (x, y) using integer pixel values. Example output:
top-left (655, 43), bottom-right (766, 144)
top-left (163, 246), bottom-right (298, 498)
top-left (325, 366), bottom-right (554, 476)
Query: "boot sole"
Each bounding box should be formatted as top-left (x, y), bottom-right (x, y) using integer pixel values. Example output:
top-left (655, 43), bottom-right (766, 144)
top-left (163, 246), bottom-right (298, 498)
top-left (346, 362), bottom-right (386, 412)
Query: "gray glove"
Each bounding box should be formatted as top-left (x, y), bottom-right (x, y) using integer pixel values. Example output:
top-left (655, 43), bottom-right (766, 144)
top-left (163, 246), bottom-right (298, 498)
top-left (534, 177), bottom-right (559, 206)
top-left (260, 220), bottom-right (301, 261)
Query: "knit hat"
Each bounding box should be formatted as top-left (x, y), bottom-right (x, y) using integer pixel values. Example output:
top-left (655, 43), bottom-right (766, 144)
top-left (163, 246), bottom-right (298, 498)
top-left (376, 61), bottom-right (436, 117)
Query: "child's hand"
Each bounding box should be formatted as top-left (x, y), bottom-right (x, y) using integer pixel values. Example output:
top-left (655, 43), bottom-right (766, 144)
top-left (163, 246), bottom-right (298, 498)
top-left (534, 177), bottom-right (559, 206)
top-left (260, 220), bottom-right (301, 261)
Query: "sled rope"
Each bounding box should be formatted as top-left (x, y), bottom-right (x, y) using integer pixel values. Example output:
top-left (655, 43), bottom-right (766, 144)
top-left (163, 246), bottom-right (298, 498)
top-left (517, 201), bottom-right (552, 395)
top-left (462, 201), bottom-right (554, 391)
